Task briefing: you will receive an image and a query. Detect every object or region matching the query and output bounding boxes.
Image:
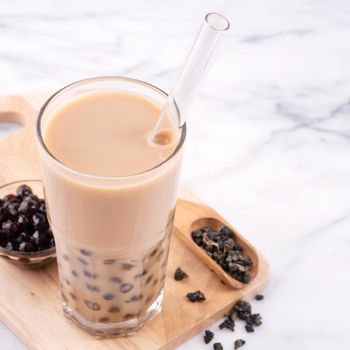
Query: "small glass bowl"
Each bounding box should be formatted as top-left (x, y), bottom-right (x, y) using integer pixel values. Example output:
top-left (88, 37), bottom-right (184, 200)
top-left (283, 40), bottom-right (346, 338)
top-left (0, 180), bottom-right (56, 268)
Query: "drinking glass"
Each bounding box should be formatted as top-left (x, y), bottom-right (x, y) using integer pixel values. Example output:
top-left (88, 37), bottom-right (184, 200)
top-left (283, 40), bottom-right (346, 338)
top-left (36, 77), bottom-right (186, 336)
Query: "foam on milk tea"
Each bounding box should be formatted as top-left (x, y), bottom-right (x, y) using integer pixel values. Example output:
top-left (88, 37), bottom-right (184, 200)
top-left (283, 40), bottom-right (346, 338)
top-left (41, 90), bottom-right (183, 329)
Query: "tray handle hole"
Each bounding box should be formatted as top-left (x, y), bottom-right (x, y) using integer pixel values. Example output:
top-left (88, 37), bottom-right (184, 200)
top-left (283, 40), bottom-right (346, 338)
top-left (0, 112), bottom-right (23, 141)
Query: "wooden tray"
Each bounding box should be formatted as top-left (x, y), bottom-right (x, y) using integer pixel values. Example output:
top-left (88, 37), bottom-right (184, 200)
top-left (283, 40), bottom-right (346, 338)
top-left (0, 94), bottom-right (268, 350)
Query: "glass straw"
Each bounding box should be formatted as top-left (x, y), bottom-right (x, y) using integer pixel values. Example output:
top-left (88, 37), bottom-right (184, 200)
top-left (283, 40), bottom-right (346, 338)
top-left (151, 12), bottom-right (230, 142)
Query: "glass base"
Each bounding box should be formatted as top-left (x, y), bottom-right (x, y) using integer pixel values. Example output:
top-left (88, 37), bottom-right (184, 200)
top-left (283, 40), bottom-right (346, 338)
top-left (63, 291), bottom-right (163, 337)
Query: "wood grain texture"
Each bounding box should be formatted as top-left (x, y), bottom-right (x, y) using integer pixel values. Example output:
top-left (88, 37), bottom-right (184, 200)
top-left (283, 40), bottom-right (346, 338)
top-left (0, 93), bottom-right (269, 350)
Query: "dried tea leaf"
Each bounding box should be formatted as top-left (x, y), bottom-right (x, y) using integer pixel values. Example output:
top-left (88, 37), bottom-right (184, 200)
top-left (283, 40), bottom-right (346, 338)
top-left (213, 343), bottom-right (223, 350)
top-left (218, 319), bottom-right (235, 331)
top-left (203, 329), bottom-right (214, 344)
top-left (174, 267), bottom-right (188, 281)
top-left (245, 324), bottom-right (254, 333)
top-left (186, 290), bottom-right (206, 302)
top-left (248, 313), bottom-right (262, 326)
top-left (234, 339), bottom-right (246, 349)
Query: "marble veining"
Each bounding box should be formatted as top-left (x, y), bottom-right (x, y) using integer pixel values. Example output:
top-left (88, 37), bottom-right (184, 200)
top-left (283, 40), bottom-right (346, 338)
top-left (0, 0), bottom-right (349, 349)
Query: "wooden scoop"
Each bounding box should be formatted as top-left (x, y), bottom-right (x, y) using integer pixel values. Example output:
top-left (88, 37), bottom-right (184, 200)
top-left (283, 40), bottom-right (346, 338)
top-left (174, 198), bottom-right (259, 289)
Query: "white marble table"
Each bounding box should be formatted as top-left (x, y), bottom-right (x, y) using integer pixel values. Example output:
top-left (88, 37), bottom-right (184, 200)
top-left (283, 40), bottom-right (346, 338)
top-left (0, 0), bottom-right (349, 349)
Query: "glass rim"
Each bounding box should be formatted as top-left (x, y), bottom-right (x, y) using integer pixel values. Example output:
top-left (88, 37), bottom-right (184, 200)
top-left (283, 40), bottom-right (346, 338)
top-left (0, 179), bottom-right (42, 190)
top-left (36, 76), bottom-right (186, 181)
top-left (0, 245), bottom-right (56, 257)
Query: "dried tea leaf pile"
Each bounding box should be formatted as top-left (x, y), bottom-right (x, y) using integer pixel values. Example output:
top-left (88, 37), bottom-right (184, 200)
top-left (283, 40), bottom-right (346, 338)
top-left (225, 300), bottom-right (263, 334)
top-left (173, 261), bottom-right (264, 349)
top-left (191, 225), bottom-right (252, 283)
top-left (201, 297), bottom-right (264, 349)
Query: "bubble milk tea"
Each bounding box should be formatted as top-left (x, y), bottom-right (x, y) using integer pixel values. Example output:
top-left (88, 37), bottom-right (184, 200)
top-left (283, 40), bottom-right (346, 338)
top-left (37, 78), bottom-right (185, 336)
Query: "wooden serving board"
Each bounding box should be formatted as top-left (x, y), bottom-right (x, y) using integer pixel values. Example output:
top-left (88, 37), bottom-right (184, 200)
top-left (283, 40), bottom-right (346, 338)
top-left (0, 94), bottom-right (268, 350)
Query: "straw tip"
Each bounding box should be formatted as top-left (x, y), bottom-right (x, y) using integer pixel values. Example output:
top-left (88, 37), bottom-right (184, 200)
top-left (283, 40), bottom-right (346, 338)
top-left (205, 12), bottom-right (230, 31)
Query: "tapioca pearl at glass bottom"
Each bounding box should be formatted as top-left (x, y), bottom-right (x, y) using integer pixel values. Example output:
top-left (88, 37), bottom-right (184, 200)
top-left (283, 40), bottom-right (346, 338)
top-left (120, 283), bottom-right (134, 294)
top-left (61, 292), bottom-right (68, 303)
top-left (145, 275), bottom-right (153, 285)
top-left (80, 248), bottom-right (93, 256)
top-left (109, 306), bottom-right (120, 313)
top-left (83, 269), bottom-right (98, 279)
top-left (69, 292), bottom-right (77, 300)
top-left (121, 262), bottom-right (135, 270)
top-left (77, 256), bottom-right (88, 265)
top-left (152, 278), bottom-right (158, 286)
top-left (145, 293), bottom-right (155, 303)
top-left (86, 283), bottom-right (101, 292)
top-left (84, 299), bottom-right (101, 311)
top-left (103, 259), bottom-right (116, 265)
top-left (123, 313), bottom-right (136, 320)
top-left (103, 293), bottom-right (115, 301)
top-left (111, 276), bottom-right (122, 284)
top-left (125, 294), bottom-right (143, 304)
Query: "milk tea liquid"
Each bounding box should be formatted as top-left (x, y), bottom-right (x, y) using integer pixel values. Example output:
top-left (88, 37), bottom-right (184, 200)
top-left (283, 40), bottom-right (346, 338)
top-left (40, 89), bottom-right (183, 327)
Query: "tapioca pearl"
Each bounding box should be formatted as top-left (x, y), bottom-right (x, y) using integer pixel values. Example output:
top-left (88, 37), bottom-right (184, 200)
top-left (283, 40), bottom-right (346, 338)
top-left (123, 313), bottom-right (136, 320)
top-left (71, 270), bottom-right (79, 278)
top-left (103, 259), bottom-right (116, 265)
top-left (145, 275), bottom-right (153, 285)
top-left (156, 250), bottom-right (164, 261)
top-left (99, 317), bottom-right (109, 323)
top-left (110, 276), bottom-right (122, 284)
top-left (150, 247), bottom-right (158, 258)
top-left (69, 292), bottom-right (77, 300)
top-left (152, 278), bottom-right (159, 287)
top-left (120, 283), bottom-right (133, 294)
top-left (108, 306), bottom-right (120, 313)
top-left (80, 248), bottom-right (92, 256)
top-left (61, 292), bottom-right (68, 303)
top-left (84, 299), bottom-right (101, 311)
top-left (145, 293), bottom-right (154, 303)
top-left (65, 279), bottom-right (71, 286)
top-left (103, 293), bottom-right (115, 301)
top-left (83, 269), bottom-right (98, 279)
top-left (77, 256), bottom-right (88, 265)
top-left (130, 294), bottom-right (143, 302)
top-left (121, 262), bottom-right (134, 271)
top-left (86, 283), bottom-right (101, 292)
